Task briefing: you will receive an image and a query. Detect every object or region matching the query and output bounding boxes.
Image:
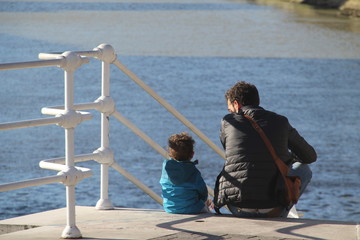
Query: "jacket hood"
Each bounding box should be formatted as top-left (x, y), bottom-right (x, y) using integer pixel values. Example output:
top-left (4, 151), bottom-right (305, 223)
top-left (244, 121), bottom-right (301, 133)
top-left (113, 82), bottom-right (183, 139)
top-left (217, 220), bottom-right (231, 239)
top-left (164, 158), bottom-right (198, 185)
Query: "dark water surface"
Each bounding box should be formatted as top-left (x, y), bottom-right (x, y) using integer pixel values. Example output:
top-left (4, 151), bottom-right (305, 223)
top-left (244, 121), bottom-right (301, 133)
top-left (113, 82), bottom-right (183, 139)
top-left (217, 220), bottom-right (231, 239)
top-left (0, 0), bottom-right (359, 222)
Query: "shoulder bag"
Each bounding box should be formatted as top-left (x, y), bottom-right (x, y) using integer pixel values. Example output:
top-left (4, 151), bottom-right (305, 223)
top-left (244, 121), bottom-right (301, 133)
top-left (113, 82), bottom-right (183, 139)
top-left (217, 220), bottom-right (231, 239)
top-left (243, 114), bottom-right (301, 206)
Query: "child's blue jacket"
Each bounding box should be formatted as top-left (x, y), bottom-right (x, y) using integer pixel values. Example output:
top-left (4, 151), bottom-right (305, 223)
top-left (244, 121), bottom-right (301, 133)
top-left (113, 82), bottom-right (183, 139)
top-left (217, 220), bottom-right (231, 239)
top-left (160, 158), bottom-right (208, 214)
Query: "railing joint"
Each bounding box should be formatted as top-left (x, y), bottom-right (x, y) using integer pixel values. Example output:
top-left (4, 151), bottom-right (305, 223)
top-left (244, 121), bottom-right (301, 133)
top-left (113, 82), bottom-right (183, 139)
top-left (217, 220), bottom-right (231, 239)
top-left (93, 44), bottom-right (117, 63)
top-left (56, 110), bottom-right (92, 129)
top-left (58, 166), bottom-right (90, 186)
top-left (94, 96), bottom-right (116, 114)
top-left (93, 147), bottom-right (114, 165)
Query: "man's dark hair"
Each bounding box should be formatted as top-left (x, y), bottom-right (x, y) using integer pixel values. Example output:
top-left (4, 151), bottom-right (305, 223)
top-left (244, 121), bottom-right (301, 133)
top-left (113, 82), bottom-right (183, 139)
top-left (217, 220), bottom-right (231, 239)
top-left (168, 132), bottom-right (195, 161)
top-left (225, 81), bottom-right (260, 106)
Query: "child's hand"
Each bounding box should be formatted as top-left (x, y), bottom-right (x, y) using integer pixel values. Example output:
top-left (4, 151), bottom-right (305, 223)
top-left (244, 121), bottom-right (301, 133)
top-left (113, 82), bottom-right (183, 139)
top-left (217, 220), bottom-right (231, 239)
top-left (206, 199), bottom-right (214, 210)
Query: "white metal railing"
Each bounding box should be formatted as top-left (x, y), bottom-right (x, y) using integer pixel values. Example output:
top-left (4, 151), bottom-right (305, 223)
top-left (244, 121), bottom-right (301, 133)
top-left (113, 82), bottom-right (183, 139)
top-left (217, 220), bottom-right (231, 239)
top-left (0, 44), bottom-right (225, 239)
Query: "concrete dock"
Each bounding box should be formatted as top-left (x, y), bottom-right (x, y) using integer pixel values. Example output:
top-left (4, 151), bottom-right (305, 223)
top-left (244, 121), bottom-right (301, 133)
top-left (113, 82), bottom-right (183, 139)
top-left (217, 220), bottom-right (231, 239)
top-left (0, 207), bottom-right (358, 239)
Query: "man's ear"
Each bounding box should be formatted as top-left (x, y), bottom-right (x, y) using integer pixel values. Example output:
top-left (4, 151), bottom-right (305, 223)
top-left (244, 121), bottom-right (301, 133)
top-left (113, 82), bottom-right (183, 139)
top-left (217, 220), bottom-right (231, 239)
top-left (233, 100), bottom-right (241, 113)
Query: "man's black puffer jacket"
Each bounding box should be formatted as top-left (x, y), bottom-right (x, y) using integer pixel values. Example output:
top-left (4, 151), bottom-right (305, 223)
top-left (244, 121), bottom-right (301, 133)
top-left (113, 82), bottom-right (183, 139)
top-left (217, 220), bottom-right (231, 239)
top-left (214, 106), bottom-right (317, 209)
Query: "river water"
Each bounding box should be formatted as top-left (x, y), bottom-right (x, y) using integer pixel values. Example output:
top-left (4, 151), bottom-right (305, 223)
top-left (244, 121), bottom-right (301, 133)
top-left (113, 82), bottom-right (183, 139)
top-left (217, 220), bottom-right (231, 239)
top-left (0, 0), bottom-right (359, 222)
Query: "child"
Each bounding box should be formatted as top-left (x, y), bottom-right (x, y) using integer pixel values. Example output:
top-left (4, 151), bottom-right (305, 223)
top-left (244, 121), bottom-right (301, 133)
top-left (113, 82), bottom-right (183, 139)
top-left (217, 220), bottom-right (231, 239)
top-left (160, 132), bottom-right (210, 214)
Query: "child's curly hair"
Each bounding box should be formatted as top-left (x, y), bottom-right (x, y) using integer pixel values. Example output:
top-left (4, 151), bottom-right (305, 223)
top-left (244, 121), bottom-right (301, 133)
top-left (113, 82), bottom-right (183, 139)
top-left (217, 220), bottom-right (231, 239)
top-left (168, 132), bottom-right (195, 161)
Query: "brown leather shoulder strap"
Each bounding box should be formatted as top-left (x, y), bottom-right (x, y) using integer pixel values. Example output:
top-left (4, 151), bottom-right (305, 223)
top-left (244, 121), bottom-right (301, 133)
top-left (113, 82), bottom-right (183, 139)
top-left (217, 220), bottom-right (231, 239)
top-left (243, 114), bottom-right (289, 177)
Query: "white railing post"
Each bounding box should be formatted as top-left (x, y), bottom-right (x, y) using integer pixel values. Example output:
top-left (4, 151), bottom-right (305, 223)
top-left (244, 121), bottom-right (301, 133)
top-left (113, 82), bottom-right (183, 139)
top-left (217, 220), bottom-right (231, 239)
top-left (95, 60), bottom-right (113, 210)
top-left (58, 51), bottom-right (88, 239)
top-left (63, 69), bottom-right (80, 239)
top-left (93, 44), bottom-right (117, 210)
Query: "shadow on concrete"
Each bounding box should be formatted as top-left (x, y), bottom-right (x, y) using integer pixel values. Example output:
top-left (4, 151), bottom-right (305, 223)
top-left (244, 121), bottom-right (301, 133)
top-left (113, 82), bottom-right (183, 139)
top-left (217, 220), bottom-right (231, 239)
top-left (155, 212), bottom-right (357, 240)
top-left (270, 217), bottom-right (357, 240)
top-left (155, 214), bottom-right (225, 240)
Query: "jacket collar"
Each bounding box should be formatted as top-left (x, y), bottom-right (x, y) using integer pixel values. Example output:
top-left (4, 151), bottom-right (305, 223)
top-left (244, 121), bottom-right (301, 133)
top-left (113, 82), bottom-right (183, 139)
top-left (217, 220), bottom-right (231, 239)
top-left (240, 105), bottom-right (264, 117)
top-left (169, 158), bottom-right (198, 165)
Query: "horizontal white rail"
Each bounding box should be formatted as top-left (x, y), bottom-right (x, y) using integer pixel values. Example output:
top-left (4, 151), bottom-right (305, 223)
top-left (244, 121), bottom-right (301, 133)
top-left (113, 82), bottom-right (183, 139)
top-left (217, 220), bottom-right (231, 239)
top-left (39, 50), bottom-right (98, 60)
top-left (41, 107), bottom-right (67, 116)
top-left (0, 111), bottom-right (93, 131)
top-left (40, 152), bottom-right (101, 165)
top-left (41, 102), bottom-right (100, 115)
top-left (0, 175), bottom-right (66, 192)
top-left (0, 156), bottom-right (94, 192)
top-left (40, 160), bottom-right (95, 173)
top-left (0, 59), bottom-right (64, 71)
top-left (71, 50), bottom-right (99, 58)
top-left (113, 59), bottom-right (226, 160)
top-left (0, 116), bottom-right (63, 130)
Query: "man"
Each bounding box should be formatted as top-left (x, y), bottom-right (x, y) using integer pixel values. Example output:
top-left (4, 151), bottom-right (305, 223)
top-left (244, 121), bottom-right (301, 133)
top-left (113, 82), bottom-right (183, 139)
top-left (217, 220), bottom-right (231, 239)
top-left (213, 81), bottom-right (317, 217)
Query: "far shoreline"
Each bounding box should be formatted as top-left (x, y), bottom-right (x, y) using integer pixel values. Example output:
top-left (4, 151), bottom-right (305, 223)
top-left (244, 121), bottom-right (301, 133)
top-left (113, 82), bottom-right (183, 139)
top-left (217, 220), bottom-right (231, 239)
top-left (254, 0), bottom-right (360, 17)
